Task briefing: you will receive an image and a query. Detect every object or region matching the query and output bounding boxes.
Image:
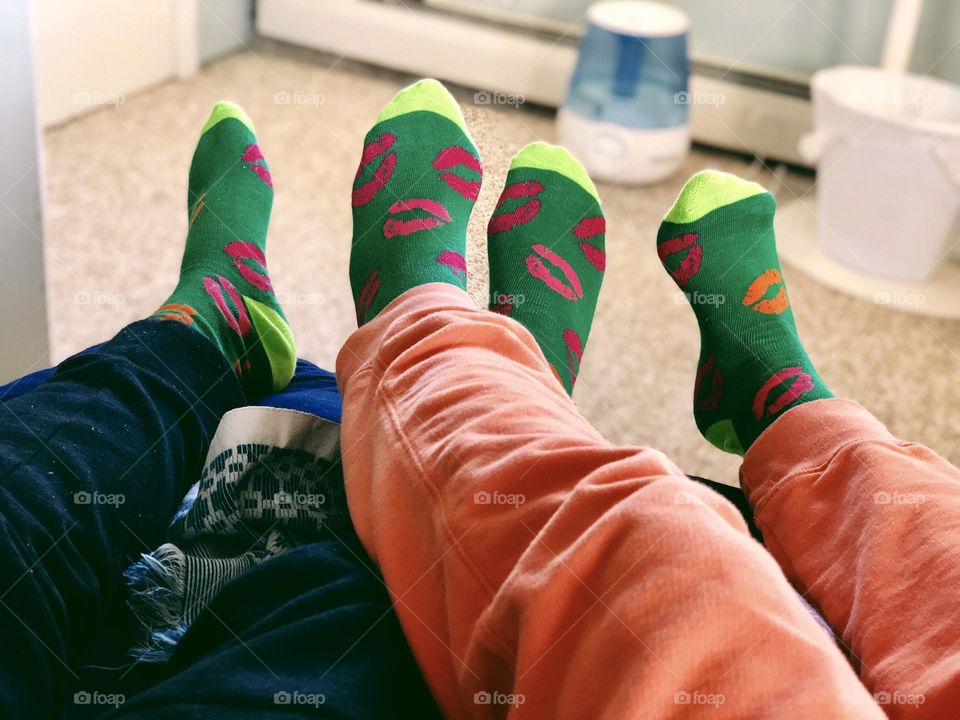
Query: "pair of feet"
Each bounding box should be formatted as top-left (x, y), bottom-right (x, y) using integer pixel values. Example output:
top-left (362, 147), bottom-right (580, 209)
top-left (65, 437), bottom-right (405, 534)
top-left (154, 79), bottom-right (830, 457)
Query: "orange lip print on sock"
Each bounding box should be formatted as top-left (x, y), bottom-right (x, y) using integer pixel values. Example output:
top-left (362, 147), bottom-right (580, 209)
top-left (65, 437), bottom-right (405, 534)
top-left (752, 366), bottom-right (814, 420)
top-left (190, 195), bottom-right (205, 227)
top-left (742, 268), bottom-right (789, 314)
top-left (383, 198), bottom-right (452, 239)
top-left (657, 233), bottom-right (702, 288)
top-left (156, 303), bottom-right (197, 325)
top-left (525, 244), bottom-right (584, 300)
top-left (352, 133), bottom-right (398, 207)
top-left (694, 355), bottom-right (723, 412)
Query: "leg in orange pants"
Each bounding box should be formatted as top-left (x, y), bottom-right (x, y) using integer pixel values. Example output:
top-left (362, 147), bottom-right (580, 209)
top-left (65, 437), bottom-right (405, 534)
top-left (742, 398), bottom-right (960, 717)
top-left (336, 284), bottom-right (889, 719)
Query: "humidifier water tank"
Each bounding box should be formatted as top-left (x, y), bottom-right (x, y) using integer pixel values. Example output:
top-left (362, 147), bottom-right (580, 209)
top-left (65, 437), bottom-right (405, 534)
top-left (558, 1), bottom-right (690, 185)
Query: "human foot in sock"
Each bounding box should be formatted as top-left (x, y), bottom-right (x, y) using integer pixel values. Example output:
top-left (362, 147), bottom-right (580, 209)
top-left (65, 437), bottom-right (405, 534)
top-left (657, 170), bottom-right (832, 454)
top-left (349, 79), bottom-right (482, 325)
top-left (152, 102), bottom-right (295, 398)
top-left (487, 142), bottom-right (605, 395)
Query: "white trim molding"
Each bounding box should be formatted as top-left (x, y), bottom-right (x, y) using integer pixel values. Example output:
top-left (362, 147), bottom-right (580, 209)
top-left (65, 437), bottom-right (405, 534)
top-left (0, 0), bottom-right (49, 381)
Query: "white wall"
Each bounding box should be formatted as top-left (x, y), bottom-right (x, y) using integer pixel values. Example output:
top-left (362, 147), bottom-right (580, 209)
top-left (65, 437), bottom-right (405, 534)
top-left (0, 1), bottom-right (254, 380)
top-left (35, 0), bottom-right (180, 126)
top-left (0, 0), bottom-right (49, 381)
top-left (200, 0), bottom-right (254, 62)
top-left (34, 0), bottom-right (254, 128)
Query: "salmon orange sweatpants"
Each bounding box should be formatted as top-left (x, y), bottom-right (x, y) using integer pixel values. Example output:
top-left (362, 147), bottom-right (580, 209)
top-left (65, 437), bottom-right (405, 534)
top-left (336, 283), bottom-right (960, 719)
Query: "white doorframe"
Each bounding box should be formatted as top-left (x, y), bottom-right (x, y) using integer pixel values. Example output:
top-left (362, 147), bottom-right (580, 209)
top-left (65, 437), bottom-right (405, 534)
top-left (0, 0), bottom-right (49, 382)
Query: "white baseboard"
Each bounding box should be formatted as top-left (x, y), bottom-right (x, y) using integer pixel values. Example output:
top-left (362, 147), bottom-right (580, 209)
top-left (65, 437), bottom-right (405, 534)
top-left (258, 0), bottom-right (813, 166)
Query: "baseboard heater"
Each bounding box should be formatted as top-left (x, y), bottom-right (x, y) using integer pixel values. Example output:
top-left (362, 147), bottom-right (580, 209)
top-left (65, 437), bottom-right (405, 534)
top-left (257, 0), bottom-right (813, 167)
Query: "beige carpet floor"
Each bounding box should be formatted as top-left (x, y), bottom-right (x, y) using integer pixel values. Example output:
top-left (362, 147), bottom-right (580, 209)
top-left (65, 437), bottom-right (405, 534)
top-left (43, 39), bottom-right (960, 486)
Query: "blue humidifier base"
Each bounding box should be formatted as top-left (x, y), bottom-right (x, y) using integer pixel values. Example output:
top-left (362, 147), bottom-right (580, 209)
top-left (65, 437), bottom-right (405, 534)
top-left (557, 107), bottom-right (690, 185)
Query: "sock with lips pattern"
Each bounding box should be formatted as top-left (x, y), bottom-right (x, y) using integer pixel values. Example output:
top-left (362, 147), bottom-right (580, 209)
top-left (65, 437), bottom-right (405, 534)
top-left (657, 170), bottom-right (832, 454)
top-left (349, 79), bottom-right (482, 325)
top-left (486, 142), bottom-right (606, 395)
top-left (153, 101), bottom-right (295, 399)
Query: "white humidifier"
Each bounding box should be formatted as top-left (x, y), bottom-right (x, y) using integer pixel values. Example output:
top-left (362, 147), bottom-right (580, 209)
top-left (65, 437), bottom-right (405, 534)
top-left (558, 1), bottom-right (690, 185)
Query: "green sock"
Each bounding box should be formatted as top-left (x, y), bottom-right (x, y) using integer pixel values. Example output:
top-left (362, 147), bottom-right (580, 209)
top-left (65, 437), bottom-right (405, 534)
top-left (487, 142), bottom-right (605, 395)
top-left (152, 102), bottom-right (296, 398)
top-left (350, 79), bottom-right (482, 324)
top-left (657, 170), bottom-right (832, 454)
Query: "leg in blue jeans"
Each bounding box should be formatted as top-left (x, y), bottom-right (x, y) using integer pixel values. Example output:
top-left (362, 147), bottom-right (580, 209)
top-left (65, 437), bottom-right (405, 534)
top-left (0, 320), bottom-right (243, 717)
top-left (0, 327), bottom-right (441, 719)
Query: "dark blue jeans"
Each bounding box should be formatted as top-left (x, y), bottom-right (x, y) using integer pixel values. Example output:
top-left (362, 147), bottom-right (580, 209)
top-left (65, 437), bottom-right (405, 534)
top-left (0, 321), bottom-right (440, 719)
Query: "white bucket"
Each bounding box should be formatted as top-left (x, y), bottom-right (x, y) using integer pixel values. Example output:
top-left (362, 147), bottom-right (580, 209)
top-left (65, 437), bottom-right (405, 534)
top-left (800, 65), bottom-right (960, 282)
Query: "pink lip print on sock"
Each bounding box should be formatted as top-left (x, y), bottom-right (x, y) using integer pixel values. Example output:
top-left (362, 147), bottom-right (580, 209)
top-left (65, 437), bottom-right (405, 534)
top-left (436, 250), bottom-right (466, 280)
top-left (433, 146), bottom-right (482, 201)
top-left (562, 328), bottom-right (583, 386)
top-left (752, 366), bottom-right (814, 420)
top-left (224, 241), bottom-right (273, 292)
top-left (356, 268), bottom-right (381, 325)
top-left (525, 244), bottom-right (584, 300)
top-left (694, 355), bottom-right (724, 412)
top-left (574, 216), bottom-right (606, 271)
top-left (241, 144), bottom-right (273, 189)
top-left (657, 233), bottom-right (702, 289)
top-left (352, 133), bottom-right (398, 207)
top-left (383, 198), bottom-right (452, 239)
top-left (203, 275), bottom-right (251, 337)
top-left (742, 268), bottom-right (790, 314)
top-left (487, 181), bottom-right (543, 235)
